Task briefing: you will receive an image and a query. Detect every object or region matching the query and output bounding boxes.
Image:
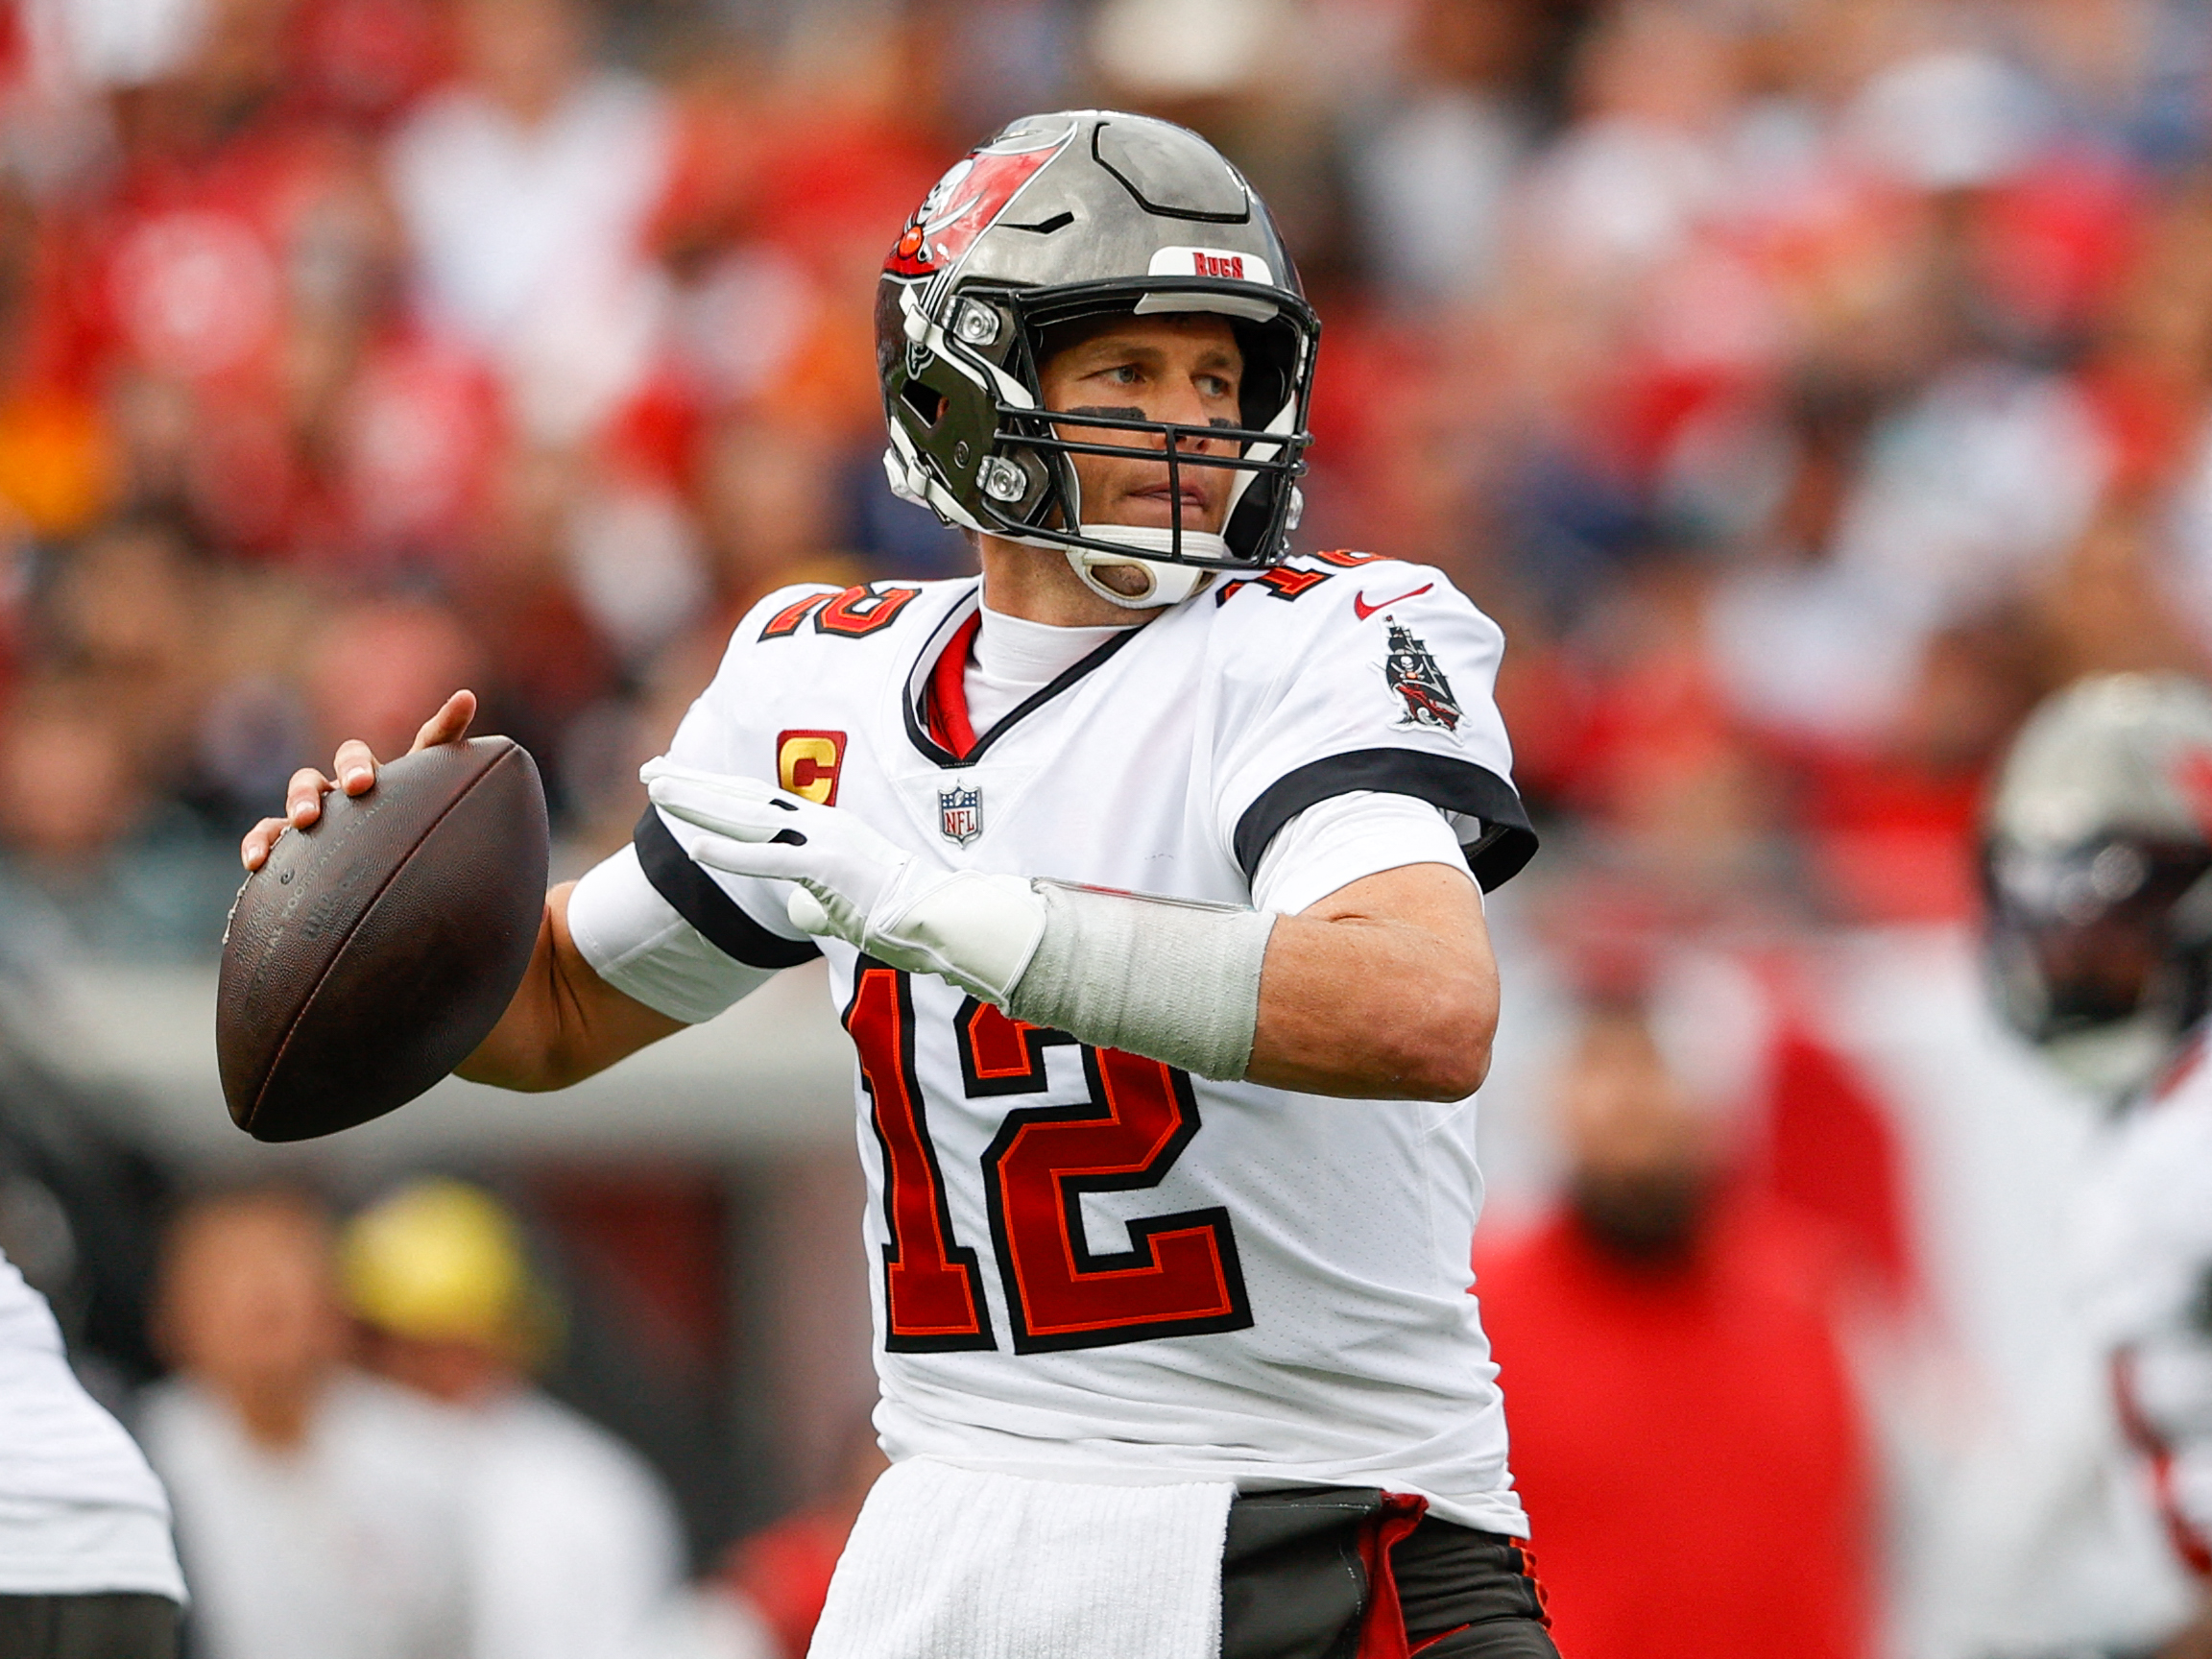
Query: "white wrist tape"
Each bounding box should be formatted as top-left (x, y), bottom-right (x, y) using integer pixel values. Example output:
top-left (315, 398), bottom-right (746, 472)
top-left (1005, 881), bottom-right (1276, 1081)
top-left (845, 868), bottom-right (1049, 1004)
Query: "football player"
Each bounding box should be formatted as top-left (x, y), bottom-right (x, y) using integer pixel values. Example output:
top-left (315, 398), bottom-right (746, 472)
top-left (1984, 674), bottom-right (2212, 1659)
top-left (245, 111), bottom-right (1552, 1657)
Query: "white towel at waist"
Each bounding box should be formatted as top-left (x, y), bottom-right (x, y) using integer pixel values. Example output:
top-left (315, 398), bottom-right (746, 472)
top-left (807, 1456), bottom-right (1237, 1659)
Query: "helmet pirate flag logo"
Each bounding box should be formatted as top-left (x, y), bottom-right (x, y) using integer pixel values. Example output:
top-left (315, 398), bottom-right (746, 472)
top-left (887, 127), bottom-right (1072, 278)
top-left (1383, 620), bottom-right (1462, 733)
top-left (939, 783), bottom-right (984, 847)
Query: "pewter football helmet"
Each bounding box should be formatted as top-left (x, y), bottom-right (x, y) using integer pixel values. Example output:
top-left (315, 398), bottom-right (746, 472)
top-left (1984, 674), bottom-right (2212, 1098)
top-left (876, 110), bottom-right (1320, 608)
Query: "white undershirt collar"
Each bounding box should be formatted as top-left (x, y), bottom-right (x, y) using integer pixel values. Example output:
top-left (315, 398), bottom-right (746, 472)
top-left (967, 604), bottom-right (1138, 734)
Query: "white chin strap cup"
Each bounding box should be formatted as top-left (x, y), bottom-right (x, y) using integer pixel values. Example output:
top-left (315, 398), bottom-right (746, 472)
top-left (1067, 524), bottom-right (1231, 610)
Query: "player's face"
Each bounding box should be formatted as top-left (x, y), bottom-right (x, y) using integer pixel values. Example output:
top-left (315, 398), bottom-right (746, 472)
top-left (2026, 915), bottom-right (2165, 1025)
top-left (156, 1199), bottom-right (348, 1404)
top-left (1037, 315), bottom-right (1245, 535)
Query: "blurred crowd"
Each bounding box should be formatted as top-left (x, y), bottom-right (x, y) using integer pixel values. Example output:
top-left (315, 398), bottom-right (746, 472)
top-left (10, 0), bottom-right (2212, 1653)
top-left (7, 0), bottom-right (2212, 954)
top-left (132, 1173), bottom-right (879, 1659)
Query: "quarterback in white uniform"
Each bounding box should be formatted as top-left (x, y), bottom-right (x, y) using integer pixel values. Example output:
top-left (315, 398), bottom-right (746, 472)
top-left (246, 111), bottom-right (1552, 1659)
top-left (1985, 676), bottom-right (2212, 1659)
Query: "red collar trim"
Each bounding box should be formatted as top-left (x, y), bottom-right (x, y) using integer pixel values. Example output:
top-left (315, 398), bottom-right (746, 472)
top-left (2151, 1025), bottom-right (2211, 1108)
top-left (925, 611), bottom-right (982, 760)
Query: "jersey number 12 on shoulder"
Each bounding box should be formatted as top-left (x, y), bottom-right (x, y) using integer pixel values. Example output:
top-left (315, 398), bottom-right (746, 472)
top-left (842, 964), bottom-right (1254, 1356)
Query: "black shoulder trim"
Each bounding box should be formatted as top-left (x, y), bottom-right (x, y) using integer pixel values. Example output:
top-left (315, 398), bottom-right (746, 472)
top-left (633, 806), bottom-right (822, 969)
top-left (1232, 750), bottom-right (1538, 893)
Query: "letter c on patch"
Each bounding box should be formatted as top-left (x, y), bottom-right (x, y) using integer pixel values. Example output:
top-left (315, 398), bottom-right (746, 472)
top-left (777, 730), bottom-right (847, 805)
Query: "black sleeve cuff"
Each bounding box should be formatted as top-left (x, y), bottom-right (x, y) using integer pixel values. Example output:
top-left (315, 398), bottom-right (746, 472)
top-left (633, 805), bottom-right (823, 970)
top-left (1232, 750), bottom-right (1539, 894)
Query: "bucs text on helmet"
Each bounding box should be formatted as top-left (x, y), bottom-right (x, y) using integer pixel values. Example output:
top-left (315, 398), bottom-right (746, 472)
top-left (876, 110), bottom-right (1320, 609)
top-left (1983, 673), bottom-right (2212, 1100)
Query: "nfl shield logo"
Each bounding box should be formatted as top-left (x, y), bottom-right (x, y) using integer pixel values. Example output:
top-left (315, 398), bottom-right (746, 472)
top-left (939, 784), bottom-right (983, 847)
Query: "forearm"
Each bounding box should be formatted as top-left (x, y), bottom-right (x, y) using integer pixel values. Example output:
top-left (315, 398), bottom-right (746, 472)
top-left (457, 882), bottom-right (685, 1091)
top-left (2160, 1599), bottom-right (2212, 1659)
top-left (1245, 865), bottom-right (1497, 1101)
top-left (1002, 863), bottom-right (1494, 1100)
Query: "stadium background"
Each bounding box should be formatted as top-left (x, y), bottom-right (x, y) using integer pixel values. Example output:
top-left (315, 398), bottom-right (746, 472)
top-left (0, 0), bottom-right (2205, 1652)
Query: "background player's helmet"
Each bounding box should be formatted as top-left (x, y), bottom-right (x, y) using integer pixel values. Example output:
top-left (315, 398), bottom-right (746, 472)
top-left (1983, 674), bottom-right (2212, 1099)
top-left (876, 110), bottom-right (1320, 608)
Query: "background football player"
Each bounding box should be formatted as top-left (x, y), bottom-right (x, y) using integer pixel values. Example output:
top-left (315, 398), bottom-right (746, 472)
top-left (243, 110), bottom-right (1553, 1658)
top-left (1984, 674), bottom-right (2212, 1659)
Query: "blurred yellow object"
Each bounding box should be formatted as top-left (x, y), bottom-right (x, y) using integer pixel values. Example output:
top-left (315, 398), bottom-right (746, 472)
top-left (342, 1179), bottom-right (558, 1362)
top-left (0, 390), bottom-right (115, 536)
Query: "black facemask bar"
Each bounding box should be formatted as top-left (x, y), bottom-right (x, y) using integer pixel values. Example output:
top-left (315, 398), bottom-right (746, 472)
top-left (937, 277), bottom-right (1319, 569)
top-left (1982, 836), bottom-right (2212, 1044)
top-left (980, 404), bottom-right (1310, 567)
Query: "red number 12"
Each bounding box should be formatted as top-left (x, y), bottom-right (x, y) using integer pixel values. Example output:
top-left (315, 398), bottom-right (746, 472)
top-left (843, 964), bottom-right (1252, 1356)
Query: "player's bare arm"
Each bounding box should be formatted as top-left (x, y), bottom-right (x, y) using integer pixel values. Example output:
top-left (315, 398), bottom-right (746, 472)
top-left (449, 883), bottom-right (685, 1091)
top-left (1249, 862), bottom-right (1496, 1100)
top-left (2161, 1604), bottom-right (2212, 1659)
top-left (238, 690), bottom-right (683, 1092)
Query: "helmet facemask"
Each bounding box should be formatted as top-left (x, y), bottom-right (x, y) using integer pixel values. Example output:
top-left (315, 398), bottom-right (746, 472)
top-left (876, 111), bottom-right (1321, 610)
top-left (884, 277), bottom-right (1316, 608)
top-left (1978, 673), bottom-right (2212, 1102)
top-left (1982, 834), bottom-right (2212, 1100)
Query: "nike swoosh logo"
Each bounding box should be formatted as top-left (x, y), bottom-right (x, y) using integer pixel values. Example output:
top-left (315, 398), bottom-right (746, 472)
top-left (1354, 584), bottom-right (1431, 620)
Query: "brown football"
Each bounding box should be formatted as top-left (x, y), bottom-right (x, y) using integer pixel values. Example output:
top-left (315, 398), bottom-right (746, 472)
top-left (216, 737), bottom-right (549, 1142)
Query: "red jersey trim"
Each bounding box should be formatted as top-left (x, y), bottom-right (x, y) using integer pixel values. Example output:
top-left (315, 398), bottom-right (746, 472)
top-left (2113, 1347), bottom-right (2212, 1578)
top-left (900, 588), bottom-right (1144, 771)
top-left (2151, 1026), bottom-right (2212, 1110)
top-left (925, 612), bottom-right (983, 760)
top-left (1354, 1492), bottom-right (1431, 1659)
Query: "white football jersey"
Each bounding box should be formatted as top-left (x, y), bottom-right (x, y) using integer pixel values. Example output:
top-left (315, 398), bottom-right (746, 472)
top-left (568, 553), bottom-right (1537, 1533)
top-left (2076, 1035), bottom-right (2212, 1580)
top-left (0, 1249), bottom-right (183, 1599)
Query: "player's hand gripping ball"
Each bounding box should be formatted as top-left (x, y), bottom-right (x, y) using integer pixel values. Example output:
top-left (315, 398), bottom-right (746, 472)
top-left (217, 736), bottom-right (549, 1142)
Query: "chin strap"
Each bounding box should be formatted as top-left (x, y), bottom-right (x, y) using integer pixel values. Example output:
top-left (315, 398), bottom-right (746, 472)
top-left (1065, 524), bottom-right (1230, 610)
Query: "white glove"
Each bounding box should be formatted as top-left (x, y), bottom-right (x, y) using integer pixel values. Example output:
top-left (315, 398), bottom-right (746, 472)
top-left (640, 757), bottom-right (1046, 1003)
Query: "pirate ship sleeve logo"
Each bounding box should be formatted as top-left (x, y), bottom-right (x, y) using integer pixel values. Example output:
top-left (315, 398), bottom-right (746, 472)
top-left (1383, 620), bottom-right (1464, 733)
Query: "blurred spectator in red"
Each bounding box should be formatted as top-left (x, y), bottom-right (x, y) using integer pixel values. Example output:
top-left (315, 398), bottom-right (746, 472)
top-left (692, 415), bottom-right (862, 629)
top-left (40, 516), bottom-right (208, 765)
top-left (345, 1178), bottom-right (684, 1659)
top-left (714, 1418), bottom-right (886, 1659)
top-left (73, 0), bottom-right (418, 560)
top-left (1346, 0), bottom-right (1540, 314)
top-left (0, 683), bottom-right (144, 874)
top-left (445, 445), bottom-right (612, 713)
top-left (1475, 1003), bottom-right (1876, 1659)
top-left (139, 1188), bottom-right (469, 1659)
top-left (304, 592), bottom-right (480, 760)
top-left (386, 0), bottom-right (672, 450)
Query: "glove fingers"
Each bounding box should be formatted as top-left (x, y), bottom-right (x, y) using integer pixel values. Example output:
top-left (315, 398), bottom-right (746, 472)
top-left (685, 833), bottom-right (814, 880)
top-left (647, 776), bottom-right (798, 842)
top-left (639, 757), bottom-right (781, 797)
